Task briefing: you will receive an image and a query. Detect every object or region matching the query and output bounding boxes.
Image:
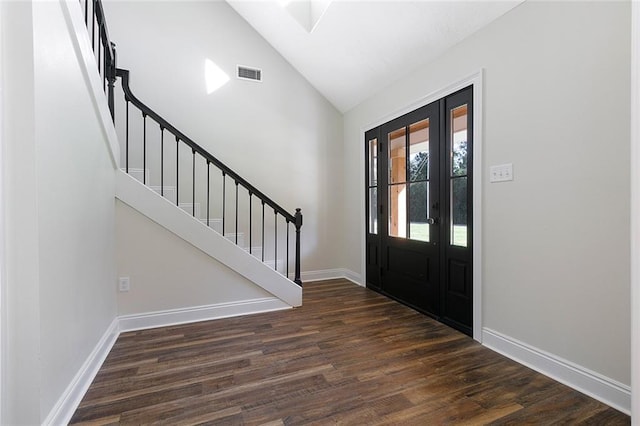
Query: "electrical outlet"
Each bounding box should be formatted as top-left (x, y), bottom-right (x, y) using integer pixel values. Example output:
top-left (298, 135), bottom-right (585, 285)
top-left (490, 163), bottom-right (513, 183)
top-left (118, 277), bottom-right (130, 292)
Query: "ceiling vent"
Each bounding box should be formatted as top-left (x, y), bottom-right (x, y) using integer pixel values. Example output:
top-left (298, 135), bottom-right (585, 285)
top-left (237, 65), bottom-right (262, 82)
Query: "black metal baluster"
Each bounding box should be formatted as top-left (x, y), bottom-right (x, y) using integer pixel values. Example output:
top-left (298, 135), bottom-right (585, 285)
top-left (95, 24), bottom-right (99, 56)
top-left (107, 42), bottom-right (116, 121)
top-left (274, 211), bottom-right (277, 271)
top-left (103, 47), bottom-right (107, 92)
top-left (98, 43), bottom-right (103, 89)
top-left (249, 193), bottom-right (252, 254)
top-left (294, 208), bottom-right (302, 285)
top-left (91, 0), bottom-right (96, 49)
top-left (192, 150), bottom-right (196, 217)
top-left (206, 160), bottom-right (210, 227)
top-left (103, 47), bottom-right (107, 86)
top-left (160, 126), bottom-right (164, 196)
top-left (222, 172), bottom-right (226, 236)
top-left (84, 0), bottom-right (88, 27)
top-left (125, 100), bottom-right (129, 173)
top-left (175, 136), bottom-right (179, 206)
top-left (103, 45), bottom-right (105, 81)
top-left (286, 220), bottom-right (290, 279)
top-left (261, 201), bottom-right (265, 262)
top-left (235, 182), bottom-right (239, 245)
top-left (142, 112), bottom-right (146, 184)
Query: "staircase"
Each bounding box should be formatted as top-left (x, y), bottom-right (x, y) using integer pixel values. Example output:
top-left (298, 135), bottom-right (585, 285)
top-left (81, 0), bottom-right (303, 306)
top-left (125, 169), bottom-right (285, 271)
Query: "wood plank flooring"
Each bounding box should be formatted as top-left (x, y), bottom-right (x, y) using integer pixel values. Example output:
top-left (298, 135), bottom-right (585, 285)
top-left (70, 279), bottom-right (630, 425)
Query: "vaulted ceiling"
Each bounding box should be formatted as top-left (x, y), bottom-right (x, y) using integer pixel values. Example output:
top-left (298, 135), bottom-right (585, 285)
top-left (227, 0), bottom-right (524, 112)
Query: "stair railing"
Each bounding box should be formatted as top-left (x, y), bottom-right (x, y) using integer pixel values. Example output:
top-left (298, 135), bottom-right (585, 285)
top-left (79, 0), bottom-right (303, 285)
top-left (116, 69), bottom-right (303, 285)
top-left (80, 0), bottom-right (117, 118)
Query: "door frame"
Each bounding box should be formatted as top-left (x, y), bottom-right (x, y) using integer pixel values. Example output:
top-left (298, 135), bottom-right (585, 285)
top-left (360, 70), bottom-right (484, 342)
top-left (0, 2), bottom-right (5, 420)
top-left (630, 1), bottom-right (639, 420)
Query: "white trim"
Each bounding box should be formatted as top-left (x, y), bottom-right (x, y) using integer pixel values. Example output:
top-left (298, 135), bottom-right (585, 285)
top-left (471, 72), bottom-right (483, 343)
top-left (0, 3), bottom-right (4, 420)
top-left (362, 71), bottom-right (483, 130)
top-left (631, 1), bottom-right (639, 422)
top-left (42, 319), bottom-right (119, 426)
top-left (341, 269), bottom-right (362, 285)
top-left (360, 70), bottom-right (484, 343)
top-left (483, 328), bottom-right (631, 415)
top-left (301, 268), bottom-right (362, 285)
top-left (118, 298), bottom-right (290, 333)
top-left (59, 0), bottom-right (120, 170)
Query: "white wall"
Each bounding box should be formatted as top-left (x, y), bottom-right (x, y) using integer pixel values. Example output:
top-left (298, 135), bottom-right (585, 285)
top-left (343, 0), bottom-right (630, 389)
top-left (2, 2), bottom-right (41, 423)
top-left (116, 200), bottom-right (277, 315)
top-left (103, 1), bottom-right (344, 275)
top-left (2, 1), bottom-right (118, 422)
top-left (33, 2), bottom-right (118, 419)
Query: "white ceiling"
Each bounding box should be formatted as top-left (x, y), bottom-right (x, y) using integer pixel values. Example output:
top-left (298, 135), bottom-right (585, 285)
top-left (226, 0), bottom-right (524, 112)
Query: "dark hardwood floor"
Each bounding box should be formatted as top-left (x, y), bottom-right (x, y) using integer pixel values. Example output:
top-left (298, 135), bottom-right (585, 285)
top-left (70, 279), bottom-right (630, 425)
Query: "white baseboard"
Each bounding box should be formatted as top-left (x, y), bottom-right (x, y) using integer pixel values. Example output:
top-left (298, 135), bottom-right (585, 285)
top-left (482, 328), bottom-right (631, 415)
top-left (301, 268), bottom-right (362, 286)
top-left (119, 297), bottom-right (290, 332)
top-left (43, 318), bottom-right (119, 426)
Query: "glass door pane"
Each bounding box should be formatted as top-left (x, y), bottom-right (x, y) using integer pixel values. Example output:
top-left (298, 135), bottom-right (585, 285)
top-left (388, 128), bottom-right (406, 184)
top-left (409, 119), bottom-right (429, 182)
top-left (368, 138), bottom-right (378, 234)
top-left (409, 181), bottom-right (429, 241)
top-left (450, 104), bottom-right (468, 247)
top-left (388, 127), bottom-right (406, 238)
top-left (409, 119), bottom-right (430, 242)
top-left (368, 188), bottom-right (377, 234)
top-left (369, 138), bottom-right (378, 186)
top-left (389, 183), bottom-right (406, 238)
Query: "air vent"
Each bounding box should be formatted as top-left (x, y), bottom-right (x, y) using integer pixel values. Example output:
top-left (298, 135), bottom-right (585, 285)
top-left (237, 65), bottom-right (262, 82)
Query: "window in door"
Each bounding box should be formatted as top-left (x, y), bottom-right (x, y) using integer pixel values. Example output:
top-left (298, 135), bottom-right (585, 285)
top-left (450, 104), bottom-right (468, 247)
top-left (386, 119), bottom-right (431, 242)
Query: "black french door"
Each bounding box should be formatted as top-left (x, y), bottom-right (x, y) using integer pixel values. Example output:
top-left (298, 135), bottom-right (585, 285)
top-left (365, 86), bottom-right (473, 336)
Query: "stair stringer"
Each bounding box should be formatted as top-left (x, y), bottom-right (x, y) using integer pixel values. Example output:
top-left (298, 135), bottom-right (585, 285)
top-left (115, 170), bottom-right (302, 307)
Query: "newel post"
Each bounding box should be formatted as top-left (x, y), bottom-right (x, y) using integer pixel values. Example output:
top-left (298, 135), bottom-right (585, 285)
top-left (294, 208), bottom-right (303, 285)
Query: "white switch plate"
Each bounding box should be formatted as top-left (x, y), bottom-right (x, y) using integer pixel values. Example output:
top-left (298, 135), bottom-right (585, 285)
top-left (118, 277), bottom-right (130, 292)
top-left (490, 163), bottom-right (513, 183)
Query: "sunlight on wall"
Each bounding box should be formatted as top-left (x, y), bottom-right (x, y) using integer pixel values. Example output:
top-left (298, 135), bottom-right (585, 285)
top-left (205, 59), bottom-right (229, 94)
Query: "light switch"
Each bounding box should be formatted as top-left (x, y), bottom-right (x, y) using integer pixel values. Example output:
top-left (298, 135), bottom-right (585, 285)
top-left (118, 277), bottom-right (130, 292)
top-left (490, 163), bottom-right (513, 183)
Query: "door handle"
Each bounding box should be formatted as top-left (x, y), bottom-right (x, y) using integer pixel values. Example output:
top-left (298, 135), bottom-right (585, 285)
top-left (426, 217), bottom-right (439, 225)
